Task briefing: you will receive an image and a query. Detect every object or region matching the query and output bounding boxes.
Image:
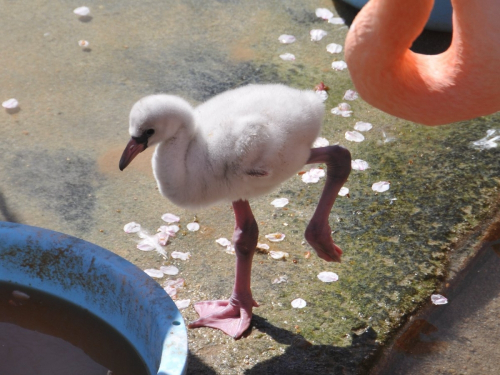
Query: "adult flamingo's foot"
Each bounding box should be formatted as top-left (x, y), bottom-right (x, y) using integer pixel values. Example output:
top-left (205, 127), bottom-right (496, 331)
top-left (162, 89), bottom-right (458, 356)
top-left (188, 299), bottom-right (259, 339)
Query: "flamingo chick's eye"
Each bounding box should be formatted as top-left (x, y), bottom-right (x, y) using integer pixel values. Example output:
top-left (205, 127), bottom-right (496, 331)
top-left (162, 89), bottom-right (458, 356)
top-left (146, 129), bottom-right (155, 136)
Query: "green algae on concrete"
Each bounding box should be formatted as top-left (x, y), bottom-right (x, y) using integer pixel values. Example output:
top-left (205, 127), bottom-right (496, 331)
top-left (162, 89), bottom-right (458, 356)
top-left (1, 0), bottom-right (500, 374)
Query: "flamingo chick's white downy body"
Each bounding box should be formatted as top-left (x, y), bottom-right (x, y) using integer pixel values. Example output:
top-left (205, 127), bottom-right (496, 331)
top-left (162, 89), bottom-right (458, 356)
top-left (120, 84), bottom-right (351, 339)
top-left (146, 85), bottom-right (324, 208)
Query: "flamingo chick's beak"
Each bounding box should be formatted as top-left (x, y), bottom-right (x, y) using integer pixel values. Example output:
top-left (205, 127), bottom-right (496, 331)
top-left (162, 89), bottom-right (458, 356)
top-left (119, 138), bottom-right (146, 171)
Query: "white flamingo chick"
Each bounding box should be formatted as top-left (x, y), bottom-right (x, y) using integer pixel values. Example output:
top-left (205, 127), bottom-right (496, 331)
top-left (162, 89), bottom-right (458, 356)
top-left (119, 84), bottom-right (351, 339)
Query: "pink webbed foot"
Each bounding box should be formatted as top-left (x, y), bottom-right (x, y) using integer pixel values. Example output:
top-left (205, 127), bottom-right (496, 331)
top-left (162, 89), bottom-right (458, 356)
top-left (305, 145), bottom-right (351, 263)
top-left (188, 299), bottom-right (259, 339)
top-left (189, 200), bottom-right (260, 339)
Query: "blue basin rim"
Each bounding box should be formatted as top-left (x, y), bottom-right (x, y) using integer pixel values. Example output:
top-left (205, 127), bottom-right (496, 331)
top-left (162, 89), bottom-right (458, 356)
top-left (341, 0), bottom-right (453, 32)
top-left (0, 222), bottom-right (188, 375)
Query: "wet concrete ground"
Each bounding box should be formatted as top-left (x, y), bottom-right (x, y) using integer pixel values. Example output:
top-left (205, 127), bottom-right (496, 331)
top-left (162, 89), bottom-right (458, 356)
top-left (1, 1), bottom-right (499, 374)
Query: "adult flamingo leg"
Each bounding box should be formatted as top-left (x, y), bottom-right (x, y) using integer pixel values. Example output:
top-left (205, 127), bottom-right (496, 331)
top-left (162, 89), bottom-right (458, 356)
top-left (305, 145), bottom-right (351, 263)
top-left (188, 200), bottom-right (259, 339)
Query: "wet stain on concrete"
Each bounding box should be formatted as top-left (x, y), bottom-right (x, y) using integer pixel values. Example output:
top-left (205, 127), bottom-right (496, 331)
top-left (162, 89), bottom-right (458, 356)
top-left (129, 44), bottom-right (284, 102)
top-left (9, 150), bottom-right (101, 233)
top-left (97, 144), bottom-right (154, 178)
top-left (286, 7), bottom-right (324, 25)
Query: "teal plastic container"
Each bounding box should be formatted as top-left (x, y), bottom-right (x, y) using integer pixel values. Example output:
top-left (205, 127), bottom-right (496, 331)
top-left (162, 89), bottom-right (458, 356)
top-left (0, 222), bottom-right (188, 375)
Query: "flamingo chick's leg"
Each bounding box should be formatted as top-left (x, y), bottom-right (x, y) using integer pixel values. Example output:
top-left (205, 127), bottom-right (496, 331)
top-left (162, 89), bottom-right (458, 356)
top-left (305, 145), bottom-right (351, 263)
top-left (188, 200), bottom-right (259, 339)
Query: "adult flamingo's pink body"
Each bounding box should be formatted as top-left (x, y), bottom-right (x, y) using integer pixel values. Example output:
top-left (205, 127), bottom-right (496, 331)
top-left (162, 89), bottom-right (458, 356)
top-left (345, 0), bottom-right (500, 125)
top-left (119, 84), bottom-right (351, 339)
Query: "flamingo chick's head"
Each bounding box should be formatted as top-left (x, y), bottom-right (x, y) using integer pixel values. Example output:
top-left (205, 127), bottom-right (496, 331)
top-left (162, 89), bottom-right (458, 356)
top-left (119, 94), bottom-right (194, 171)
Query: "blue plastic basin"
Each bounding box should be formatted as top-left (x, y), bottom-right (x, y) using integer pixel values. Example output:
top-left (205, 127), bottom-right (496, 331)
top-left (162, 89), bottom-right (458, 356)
top-left (342, 0), bottom-right (453, 32)
top-left (0, 222), bottom-right (188, 375)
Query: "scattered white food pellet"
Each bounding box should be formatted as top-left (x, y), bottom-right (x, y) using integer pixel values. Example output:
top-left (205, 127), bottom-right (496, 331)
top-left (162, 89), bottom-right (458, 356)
top-left (144, 269), bottom-right (164, 278)
top-left (343, 89), bottom-right (359, 101)
top-left (256, 243), bottom-right (270, 251)
top-left (124, 222), bottom-right (141, 233)
top-left (345, 131), bottom-right (365, 142)
top-left (136, 240), bottom-right (156, 251)
top-left (2, 98), bottom-right (19, 109)
top-left (272, 275), bottom-right (288, 284)
top-left (175, 299), bottom-right (191, 310)
top-left (354, 121), bottom-right (373, 132)
top-left (265, 233), bottom-right (286, 242)
top-left (12, 290), bottom-right (30, 300)
top-left (338, 187), bottom-right (349, 196)
top-left (310, 29), bottom-right (327, 41)
top-left (372, 181), bottom-right (390, 192)
top-left (161, 213), bottom-right (180, 223)
top-left (164, 285), bottom-right (177, 298)
top-left (338, 102), bottom-right (351, 111)
top-left (351, 159), bottom-right (370, 171)
top-left (271, 198), bottom-right (289, 208)
top-left (328, 17), bottom-right (345, 25)
top-left (158, 225), bottom-right (179, 236)
top-left (78, 40), bottom-right (89, 48)
top-left (164, 278), bottom-right (185, 299)
top-left (269, 250), bottom-right (289, 259)
top-left (332, 103), bottom-right (353, 117)
top-left (313, 137), bottom-right (329, 148)
top-left (73, 6), bottom-right (90, 16)
top-left (326, 43), bottom-right (342, 54)
top-left (155, 232), bottom-right (169, 246)
top-left (160, 265), bottom-right (179, 275)
top-left (315, 90), bottom-right (328, 102)
top-left (186, 222), bottom-right (200, 231)
top-left (315, 8), bottom-right (333, 20)
top-left (332, 61), bottom-right (348, 71)
top-left (164, 278), bottom-right (185, 288)
top-left (278, 34), bottom-right (296, 44)
top-left (291, 298), bottom-right (307, 308)
top-left (317, 271), bottom-right (339, 282)
top-left (216, 237), bottom-right (232, 247)
top-left (279, 53), bottom-right (296, 61)
top-left (302, 168), bottom-right (325, 183)
top-left (431, 294), bottom-right (448, 305)
top-left (171, 251), bottom-right (191, 260)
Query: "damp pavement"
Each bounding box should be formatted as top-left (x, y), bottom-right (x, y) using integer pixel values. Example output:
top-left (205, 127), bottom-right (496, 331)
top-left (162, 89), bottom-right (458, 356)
top-left (1, 1), bottom-right (499, 374)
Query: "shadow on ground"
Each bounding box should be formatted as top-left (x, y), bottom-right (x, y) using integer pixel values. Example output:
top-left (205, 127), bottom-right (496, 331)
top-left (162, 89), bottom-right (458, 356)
top-left (0, 190), bottom-right (21, 223)
top-left (188, 315), bottom-right (379, 375)
top-left (187, 352), bottom-right (218, 375)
